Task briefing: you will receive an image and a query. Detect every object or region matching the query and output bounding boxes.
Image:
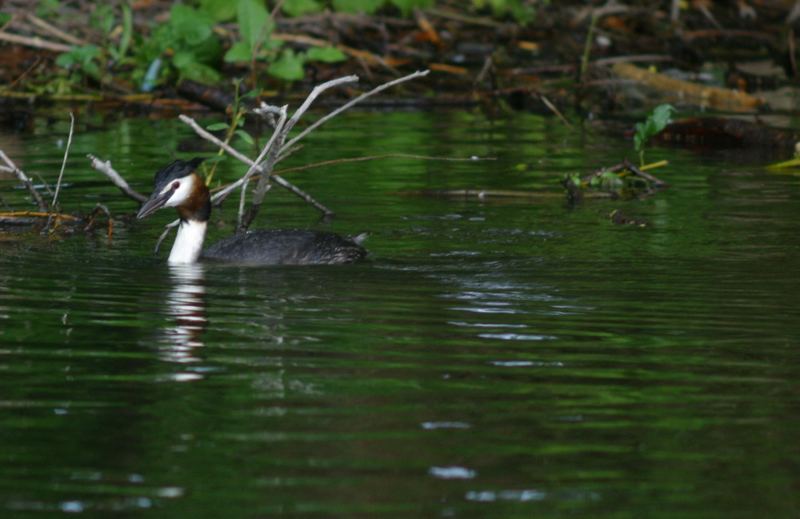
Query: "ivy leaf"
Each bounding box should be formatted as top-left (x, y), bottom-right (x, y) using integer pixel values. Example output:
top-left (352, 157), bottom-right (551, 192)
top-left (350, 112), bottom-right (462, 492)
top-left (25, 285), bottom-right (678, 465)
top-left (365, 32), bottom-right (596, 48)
top-left (268, 49), bottom-right (305, 81)
top-left (306, 46), bottom-right (346, 63)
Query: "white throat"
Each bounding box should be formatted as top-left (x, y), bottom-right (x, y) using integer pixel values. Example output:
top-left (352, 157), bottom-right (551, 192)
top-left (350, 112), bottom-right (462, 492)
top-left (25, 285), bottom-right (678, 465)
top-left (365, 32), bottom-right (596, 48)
top-left (168, 220), bottom-right (207, 264)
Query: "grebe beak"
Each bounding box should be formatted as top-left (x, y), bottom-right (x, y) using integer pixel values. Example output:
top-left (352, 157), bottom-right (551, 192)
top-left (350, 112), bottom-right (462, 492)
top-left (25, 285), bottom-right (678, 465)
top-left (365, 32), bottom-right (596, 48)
top-left (137, 184), bottom-right (177, 219)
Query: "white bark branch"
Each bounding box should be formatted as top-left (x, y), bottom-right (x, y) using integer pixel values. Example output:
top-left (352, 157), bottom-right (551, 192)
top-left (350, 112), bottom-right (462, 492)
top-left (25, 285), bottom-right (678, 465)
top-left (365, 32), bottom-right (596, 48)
top-left (0, 149), bottom-right (47, 210)
top-left (87, 154), bottom-right (147, 204)
top-left (279, 69), bottom-right (429, 159)
top-left (179, 114), bottom-right (334, 216)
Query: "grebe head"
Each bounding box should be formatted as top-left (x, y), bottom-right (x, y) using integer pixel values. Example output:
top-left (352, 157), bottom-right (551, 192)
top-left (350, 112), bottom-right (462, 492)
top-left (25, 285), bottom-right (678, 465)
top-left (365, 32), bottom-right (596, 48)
top-left (137, 157), bottom-right (207, 220)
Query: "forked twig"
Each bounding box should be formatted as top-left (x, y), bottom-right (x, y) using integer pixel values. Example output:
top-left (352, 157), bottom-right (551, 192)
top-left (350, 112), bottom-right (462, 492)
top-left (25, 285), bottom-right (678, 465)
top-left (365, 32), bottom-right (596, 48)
top-left (235, 104), bottom-right (288, 231)
top-left (279, 69), bottom-right (430, 158)
top-left (179, 114), bottom-right (334, 215)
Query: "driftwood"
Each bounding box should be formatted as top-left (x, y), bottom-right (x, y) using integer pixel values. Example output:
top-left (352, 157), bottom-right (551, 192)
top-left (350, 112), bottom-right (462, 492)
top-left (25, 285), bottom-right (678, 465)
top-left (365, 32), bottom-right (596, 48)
top-left (612, 62), bottom-right (764, 112)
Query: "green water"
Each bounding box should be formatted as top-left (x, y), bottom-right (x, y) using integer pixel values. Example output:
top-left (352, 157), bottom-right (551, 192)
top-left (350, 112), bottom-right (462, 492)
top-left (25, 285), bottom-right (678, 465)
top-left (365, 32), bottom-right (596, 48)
top-left (0, 111), bottom-right (799, 518)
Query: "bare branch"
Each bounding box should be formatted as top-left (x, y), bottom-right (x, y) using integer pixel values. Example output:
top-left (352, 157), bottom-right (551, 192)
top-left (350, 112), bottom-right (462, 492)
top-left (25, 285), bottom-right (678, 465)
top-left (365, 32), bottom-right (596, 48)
top-left (87, 154), bottom-right (147, 204)
top-left (279, 69), bottom-right (429, 158)
top-left (273, 153), bottom-right (495, 175)
top-left (235, 104), bottom-right (288, 230)
top-left (282, 74), bottom-right (359, 135)
top-left (25, 13), bottom-right (87, 46)
top-left (0, 29), bottom-right (72, 52)
top-left (0, 149), bottom-right (47, 210)
top-left (179, 114), bottom-right (334, 216)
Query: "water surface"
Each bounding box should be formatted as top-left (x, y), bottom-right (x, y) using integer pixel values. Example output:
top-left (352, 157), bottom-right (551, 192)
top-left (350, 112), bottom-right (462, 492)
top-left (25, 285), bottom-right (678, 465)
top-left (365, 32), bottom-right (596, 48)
top-left (1, 111), bottom-right (799, 517)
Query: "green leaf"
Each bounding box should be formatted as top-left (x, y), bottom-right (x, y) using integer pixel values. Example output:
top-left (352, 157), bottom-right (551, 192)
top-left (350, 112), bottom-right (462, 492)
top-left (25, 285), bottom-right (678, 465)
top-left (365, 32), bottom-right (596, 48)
top-left (267, 49), bottom-right (305, 81)
top-left (200, 0), bottom-right (238, 21)
top-left (633, 104), bottom-right (675, 153)
top-left (238, 0), bottom-right (273, 51)
top-left (172, 50), bottom-right (195, 69)
top-left (206, 122), bottom-right (229, 131)
top-left (332, 0), bottom-right (384, 14)
top-left (56, 45), bottom-right (101, 74)
top-left (179, 61), bottom-right (222, 84)
top-left (390, 0), bottom-right (433, 15)
top-left (235, 129), bottom-right (255, 145)
top-left (224, 41), bottom-right (253, 63)
top-left (306, 46), bottom-right (347, 63)
top-left (650, 104), bottom-right (675, 131)
top-left (36, 0), bottom-right (59, 18)
top-left (0, 13), bottom-right (12, 25)
top-left (118, 3), bottom-right (132, 58)
top-left (91, 4), bottom-right (115, 34)
top-left (170, 4), bottom-right (214, 46)
top-left (173, 51), bottom-right (221, 83)
top-left (283, 0), bottom-right (324, 16)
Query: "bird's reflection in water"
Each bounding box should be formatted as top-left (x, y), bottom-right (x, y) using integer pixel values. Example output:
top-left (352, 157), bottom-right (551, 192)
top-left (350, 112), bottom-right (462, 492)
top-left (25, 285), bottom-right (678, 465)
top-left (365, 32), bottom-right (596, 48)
top-left (160, 264), bottom-right (207, 369)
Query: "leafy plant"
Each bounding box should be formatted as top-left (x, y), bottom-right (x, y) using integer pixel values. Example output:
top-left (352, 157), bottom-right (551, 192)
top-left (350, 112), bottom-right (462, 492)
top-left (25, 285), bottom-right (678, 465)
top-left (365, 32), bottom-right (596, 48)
top-left (135, 3), bottom-right (222, 86)
top-left (223, 0), bottom-right (277, 71)
top-left (223, 0), bottom-right (346, 82)
top-left (634, 104), bottom-right (675, 166)
top-left (55, 45), bottom-right (102, 79)
top-left (202, 79), bottom-right (258, 186)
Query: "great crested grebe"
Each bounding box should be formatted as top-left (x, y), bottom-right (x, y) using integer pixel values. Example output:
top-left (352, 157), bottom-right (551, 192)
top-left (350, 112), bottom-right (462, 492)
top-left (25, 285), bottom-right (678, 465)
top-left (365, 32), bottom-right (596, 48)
top-left (137, 158), bottom-right (368, 265)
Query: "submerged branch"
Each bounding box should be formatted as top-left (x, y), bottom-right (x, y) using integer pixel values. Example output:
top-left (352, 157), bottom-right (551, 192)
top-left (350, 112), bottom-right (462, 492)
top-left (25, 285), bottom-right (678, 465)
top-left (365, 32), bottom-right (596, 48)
top-left (272, 153), bottom-right (495, 176)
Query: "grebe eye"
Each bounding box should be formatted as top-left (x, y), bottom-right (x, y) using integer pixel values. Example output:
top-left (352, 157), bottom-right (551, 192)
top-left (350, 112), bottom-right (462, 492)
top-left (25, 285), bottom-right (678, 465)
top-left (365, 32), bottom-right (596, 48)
top-left (172, 181), bottom-right (180, 189)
